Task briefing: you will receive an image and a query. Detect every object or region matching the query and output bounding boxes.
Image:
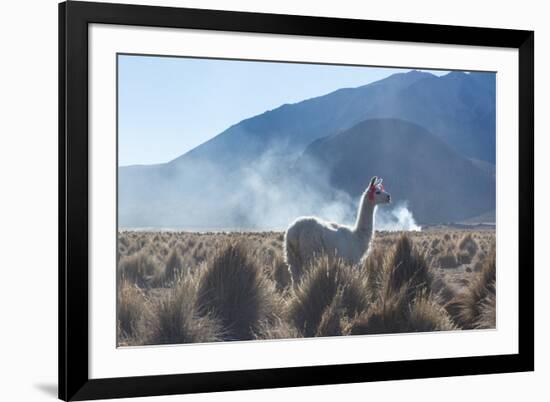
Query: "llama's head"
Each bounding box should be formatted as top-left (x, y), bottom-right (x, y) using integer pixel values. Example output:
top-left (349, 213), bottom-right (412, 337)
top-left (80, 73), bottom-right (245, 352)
top-left (366, 176), bottom-right (391, 205)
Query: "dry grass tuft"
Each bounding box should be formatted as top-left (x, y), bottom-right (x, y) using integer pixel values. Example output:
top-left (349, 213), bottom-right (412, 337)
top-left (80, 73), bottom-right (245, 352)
top-left (457, 233), bottom-right (479, 264)
top-left (146, 277), bottom-right (223, 345)
top-left (287, 256), bottom-right (369, 337)
top-left (446, 249), bottom-right (496, 329)
top-left (269, 255), bottom-right (292, 292)
top-left (459, 233), bottom-right (479, 256)
top-left (387, 235), bottom-right (432, 299)
top-left (196, 243), bottom-right (279, 340)
top-left (117, 280), bottom-right (150, 344)
top-left (118, 251), bottom-right (160, 287)
top-left (163, 247), bottom-right (184, 284)
top-left (346, 287), bottom-right (409, 335)
top-left (408, 294), bottom-right (457, 332)
top-left (438, 250), bottom-right (459, 269)
top-left (474, 291), bottom-right (496, 329)
top-left (117, 229), bottom-right (496, 345)
top-left (346, 290), bottom-right (455, 335)
top-left (315, 291), bottom-right (345, 337)
top-left (362, 247), bottom-right (386, 303)
top-left (347, 234), bottom-right (453, 335)
top-left (254, 319), bottom-right (302, 340)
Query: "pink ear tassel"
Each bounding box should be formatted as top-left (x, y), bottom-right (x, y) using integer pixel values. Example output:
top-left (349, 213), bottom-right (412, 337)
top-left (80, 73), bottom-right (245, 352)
top-left (368, 183), bottom-right (383, 202)
top-left (367, 187), bottom-right (375, 201)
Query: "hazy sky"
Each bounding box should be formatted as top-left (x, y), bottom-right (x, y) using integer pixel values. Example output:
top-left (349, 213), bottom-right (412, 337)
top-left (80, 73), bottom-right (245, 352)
top-left (118, 55), bottom-right (447, 166)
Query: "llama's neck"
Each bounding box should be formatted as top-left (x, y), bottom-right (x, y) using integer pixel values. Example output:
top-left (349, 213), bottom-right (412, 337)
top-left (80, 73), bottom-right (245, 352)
top-left (353, 193), bottom-right (376, 240)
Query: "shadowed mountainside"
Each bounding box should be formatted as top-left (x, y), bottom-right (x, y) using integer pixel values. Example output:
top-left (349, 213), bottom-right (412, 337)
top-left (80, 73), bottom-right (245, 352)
top-left (170, 69), bottom-right (495, 169)
top-left (119, 70), bottom-right (495, 228)
top-left (296, 119), bottom-right (495, 224)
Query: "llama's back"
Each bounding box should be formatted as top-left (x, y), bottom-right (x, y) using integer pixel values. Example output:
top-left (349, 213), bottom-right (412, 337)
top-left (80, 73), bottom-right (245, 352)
top-left (285, 216), bottom-right (370, 285)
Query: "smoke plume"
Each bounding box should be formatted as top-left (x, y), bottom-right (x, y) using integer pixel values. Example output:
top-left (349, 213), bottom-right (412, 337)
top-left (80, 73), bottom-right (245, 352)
top-left (120, 145), bottom-right (422, 232)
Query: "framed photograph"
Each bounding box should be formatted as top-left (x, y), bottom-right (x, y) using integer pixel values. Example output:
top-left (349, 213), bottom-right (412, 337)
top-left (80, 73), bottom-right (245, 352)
top-left (59, 1), bottom-right (534, 400)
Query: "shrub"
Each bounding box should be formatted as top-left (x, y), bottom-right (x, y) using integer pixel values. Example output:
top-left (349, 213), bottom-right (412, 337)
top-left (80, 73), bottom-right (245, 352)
top-left (195, 243), bottom-right (279, 340)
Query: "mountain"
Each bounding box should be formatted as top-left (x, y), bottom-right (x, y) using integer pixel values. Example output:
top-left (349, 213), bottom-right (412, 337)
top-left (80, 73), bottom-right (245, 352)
top-left (152, 70), bottom-right (434, 180)
top-left (295, 119), bottom-right (495, 224)
top-left (165, 70), bottom-right (495, 171)
top-left (382, 71), bottom-right (496, 163)
top-left (119, 70), bottom-right (496, 228)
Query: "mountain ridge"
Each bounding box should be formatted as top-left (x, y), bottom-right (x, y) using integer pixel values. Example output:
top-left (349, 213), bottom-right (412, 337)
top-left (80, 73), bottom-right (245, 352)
top-left (295, 118), bottom-right (495, 224)
top-left (119, 70), bottom-right (496, 228)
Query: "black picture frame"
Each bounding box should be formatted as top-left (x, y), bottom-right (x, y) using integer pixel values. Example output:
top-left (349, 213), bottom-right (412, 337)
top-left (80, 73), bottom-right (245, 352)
top-left (59, 1), bottom-right (534, 400)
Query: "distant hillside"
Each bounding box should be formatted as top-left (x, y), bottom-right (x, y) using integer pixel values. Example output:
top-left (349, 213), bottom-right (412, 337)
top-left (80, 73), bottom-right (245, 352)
top-left (168, 70), bottom-right (495, 169)
top-left (377, 71), bottom-right (496, 163)
top-left (119, 70), bottom-right (496, 228)
top-left (295, 119), bottom-right (495, 224)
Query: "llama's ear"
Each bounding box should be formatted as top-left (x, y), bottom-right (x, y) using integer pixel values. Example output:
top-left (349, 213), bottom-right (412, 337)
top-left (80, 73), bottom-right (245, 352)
top-left (376, 177), bottom-right (383, 185)
top-left (369, 177), bottom-right (377, 187)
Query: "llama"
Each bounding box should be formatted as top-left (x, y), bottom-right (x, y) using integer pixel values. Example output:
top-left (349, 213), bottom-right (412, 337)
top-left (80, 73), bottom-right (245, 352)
top-left (284, 176), bottom-right (391, 285)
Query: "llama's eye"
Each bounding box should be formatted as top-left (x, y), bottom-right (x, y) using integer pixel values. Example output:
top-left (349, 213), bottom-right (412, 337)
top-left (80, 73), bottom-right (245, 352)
top-left (375, 190), bottom-right (381, 195)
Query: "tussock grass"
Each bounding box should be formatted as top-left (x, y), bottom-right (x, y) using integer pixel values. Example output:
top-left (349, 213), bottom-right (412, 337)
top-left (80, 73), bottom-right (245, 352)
top-left (347, 236), bottom-right (453, 335)
top-left (118, 251), bottom-right (160, 287)
top-left (362, 248), bottom-right (386, 304)
top-left (315, 291), bottom-right (345, 337)
top-left (268, 255), bottom-right (292, 292)
top-left (438, 251), bottom-right (459, 269)
top-left (196, 243), bottom-right (279, 340)
top-left (386, 235), bottom-right (432, 300)
top-left (117, 229), bottom-right (496, 346)
top-left (117, 280), bottom-right (150, 344)
top-left (146, 276), bottom-right (223, 345)
top-left (459, 233), bottom-right (479, 257)
top-left (408, 294), bottom-right (457, 332)
top-left (254, 319), bottom-right (302, 340)
top-left (474, 291), bottom-right (496, 329)
top-left (346, 290), bottom-right (455, 335)
top-left (346, 290), bottom-right (407, 335)
top-left (287, 256), bottom-right (369, 337)
top-left (457, 234), bottom-right (479, 264)
top-left (163, 247), bottom-right (184, 284)
top-left (446, 249), bottom-right (496, 329)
